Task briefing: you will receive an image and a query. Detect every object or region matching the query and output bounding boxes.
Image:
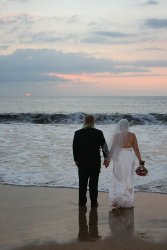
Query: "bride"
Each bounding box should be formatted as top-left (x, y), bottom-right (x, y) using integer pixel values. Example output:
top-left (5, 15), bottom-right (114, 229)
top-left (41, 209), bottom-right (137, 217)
top-left (108, 119), bottom-right (143, 209)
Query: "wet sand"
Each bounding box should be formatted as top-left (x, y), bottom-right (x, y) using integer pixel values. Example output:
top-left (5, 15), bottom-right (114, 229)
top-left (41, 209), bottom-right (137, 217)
top-left (0, 184), bottom-right (166, 250)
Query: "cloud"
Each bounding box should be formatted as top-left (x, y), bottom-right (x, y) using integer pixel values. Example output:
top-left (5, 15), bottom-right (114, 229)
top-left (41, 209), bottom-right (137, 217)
top-left (55, 15), bottom-right (79, 24)
top-left (0, 0), bottom-right (31, 10)
top-left (93, 31), bottom-right (130, 38)
top-left (144, 18), bottom-right (167, 28)
top-left (1, 48), bottom-right (166, 87)
top-left (26, 32), bottom-right (63, 43)
top-left (0, 45), bottom-right (10, 50)
top-left (143, 47), bottom-right (165, 51)
top-left (128, 60), bottom-right (167, 67)
top-left (0, 13), bottom-right (79, 28)
top-left (0, 13), bottom-right (81, 46)
top-left (3, 0), bottom-right (31, 3)
top-left (138, 0), bottom-right (159, 6)
top-left (82, 27), bottom-right (163, 46)
top-left (82, 30), bottom-right (134, 44)
top-left (0, 49), bottom-right (67, 84)
top-left (19, 31), bottom-right (78, 44)
top-left (0, 48), bottom-right (151, 85)
top-left (119, 59), bottom-right (167, 69)
top-left (0, 48), bottom-right (166, 96)
top-left (0, 13), bottom-right (45, 26)
top-left (1, 13), bottom-right (162, 48)
top-left (143, 0), bottom-right (159, 5)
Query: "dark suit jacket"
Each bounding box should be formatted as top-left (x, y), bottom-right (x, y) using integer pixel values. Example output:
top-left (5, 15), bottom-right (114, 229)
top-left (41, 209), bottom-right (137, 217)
top-left (73, 127), bottom-right (108, 169)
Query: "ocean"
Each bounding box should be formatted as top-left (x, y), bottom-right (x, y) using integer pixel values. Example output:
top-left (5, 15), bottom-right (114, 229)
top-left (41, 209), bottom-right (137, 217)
top-left (0, 96), bottom-right (167, 194)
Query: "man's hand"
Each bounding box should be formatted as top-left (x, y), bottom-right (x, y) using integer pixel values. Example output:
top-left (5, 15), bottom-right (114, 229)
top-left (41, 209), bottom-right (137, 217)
top-left (103, 159), bottom-right (110, 168)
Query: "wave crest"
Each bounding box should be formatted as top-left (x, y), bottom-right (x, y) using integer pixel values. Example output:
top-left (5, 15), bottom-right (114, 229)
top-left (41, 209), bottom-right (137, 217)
top-left (0, 112), bottom-right (167, 125)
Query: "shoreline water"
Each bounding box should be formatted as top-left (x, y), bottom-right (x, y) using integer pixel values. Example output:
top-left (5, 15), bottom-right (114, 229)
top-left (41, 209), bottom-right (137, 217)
top-left (0, 184), bottom-right (167, 250)
top-left (1, 183), bottom-right (167, 195)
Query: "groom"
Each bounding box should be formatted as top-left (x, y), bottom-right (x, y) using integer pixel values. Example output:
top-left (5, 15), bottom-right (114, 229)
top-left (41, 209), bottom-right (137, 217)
top-left (73, 115), bottom-right (109, 208)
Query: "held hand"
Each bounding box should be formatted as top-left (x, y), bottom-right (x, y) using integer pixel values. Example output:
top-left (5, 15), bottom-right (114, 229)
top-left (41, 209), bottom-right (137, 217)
top-left (103, 159), bottom-right (110, 168)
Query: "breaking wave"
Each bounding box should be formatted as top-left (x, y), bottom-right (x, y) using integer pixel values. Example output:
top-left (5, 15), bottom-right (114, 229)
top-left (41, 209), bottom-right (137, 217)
top-left (0, 112), bottom-right (167, 125)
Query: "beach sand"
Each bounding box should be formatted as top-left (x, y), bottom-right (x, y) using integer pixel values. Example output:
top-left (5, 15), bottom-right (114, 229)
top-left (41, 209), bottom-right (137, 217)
top-left (0, 184), bottom-right (166, 250)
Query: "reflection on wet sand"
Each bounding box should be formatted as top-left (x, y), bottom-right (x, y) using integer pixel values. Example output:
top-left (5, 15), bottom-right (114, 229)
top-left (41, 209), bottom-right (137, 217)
top-left (109, 208), bottom-right (134, 238)
top-left (12, 206), bottom-right (167, 250)
top-left (78, 206), bottom-right (135, 241)
top-left (78, 207), bottom-right (101, 241)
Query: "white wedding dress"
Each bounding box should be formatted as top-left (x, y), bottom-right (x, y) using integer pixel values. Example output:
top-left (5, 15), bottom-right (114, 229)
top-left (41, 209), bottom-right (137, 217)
top-left (109, 147), bottom-right (135, 208)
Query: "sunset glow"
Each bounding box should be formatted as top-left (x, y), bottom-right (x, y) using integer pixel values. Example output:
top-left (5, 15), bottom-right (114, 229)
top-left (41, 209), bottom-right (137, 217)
top-left (25, 93), bottom-right (32, 97)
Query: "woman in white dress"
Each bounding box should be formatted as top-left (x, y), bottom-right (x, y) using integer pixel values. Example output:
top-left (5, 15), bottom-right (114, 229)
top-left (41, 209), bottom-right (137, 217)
top-left (108, 119), bottom-right (143, 209)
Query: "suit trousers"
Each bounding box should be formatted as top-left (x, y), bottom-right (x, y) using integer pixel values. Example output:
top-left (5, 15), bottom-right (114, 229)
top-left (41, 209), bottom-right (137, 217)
top-left (78, 166), bottom-right (100, 206)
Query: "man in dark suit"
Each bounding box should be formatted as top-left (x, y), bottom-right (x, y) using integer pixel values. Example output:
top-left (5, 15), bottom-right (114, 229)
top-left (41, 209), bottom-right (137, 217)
top-left (73, 115), bottom-right (109, 208)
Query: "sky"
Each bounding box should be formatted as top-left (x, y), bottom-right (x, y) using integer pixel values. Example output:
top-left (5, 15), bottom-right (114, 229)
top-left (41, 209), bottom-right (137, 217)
top-left (0, 0), bottom-right (167, 96)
